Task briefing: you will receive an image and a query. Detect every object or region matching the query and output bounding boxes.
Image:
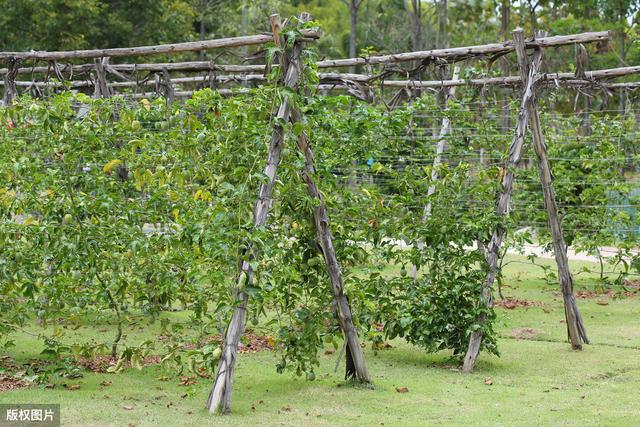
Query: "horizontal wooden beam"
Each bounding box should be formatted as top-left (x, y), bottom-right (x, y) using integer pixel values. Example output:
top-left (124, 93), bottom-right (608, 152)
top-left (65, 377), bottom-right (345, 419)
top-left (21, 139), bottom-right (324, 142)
top-left (3, 74), bottom-right (268, 89)
top-left (315, 31), bottom-right (610, 68)
top-left (0, 30), bottom-right (610, 77)
top-left (0, 62), bottom-right (266, 76)
top-left (320, 65), bottom-right (640, 87)
top-left (0, 30), bottom-right (320, 61)
top-left (6, 65), bottom-right (640, 94)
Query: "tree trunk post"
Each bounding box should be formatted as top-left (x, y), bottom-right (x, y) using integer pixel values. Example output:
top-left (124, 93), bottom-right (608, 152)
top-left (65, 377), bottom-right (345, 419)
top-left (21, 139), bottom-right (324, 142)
top-left (3, 57), bottom-right (20, 105)
top-left (290, 108), bottom-right (371, 383)
top-left (206, 14), bottom-right (307, 414)
top-left (500, 0), bottom-right (511, 133)
top-left (348, 0), bottom-right (359, 74)
top-left (410, 66), bottom-right (460, 280)
top-left (93, 57), bottom-right (111, 98)
top-left (517, 31), bottom-right (589, 349)
top-left (462, 28), bottom-right (540, 373)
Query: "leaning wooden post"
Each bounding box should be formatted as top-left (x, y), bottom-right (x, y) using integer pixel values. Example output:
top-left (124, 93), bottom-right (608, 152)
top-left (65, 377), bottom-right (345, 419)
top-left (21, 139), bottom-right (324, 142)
top-left (516, 31), bottom-right (589, 349)
top-left (3, 57), bottom-right (20, 104)
top-left (410, 66), bottom-right (460, 280)
top-left (93, 57), bottom-right (111, 98)
top-left (205, 14), bottom-right (307, 414)
top-left (290, 107), bottom-right (371, 383)
top-left (462, 28), bottom-right (541, 373)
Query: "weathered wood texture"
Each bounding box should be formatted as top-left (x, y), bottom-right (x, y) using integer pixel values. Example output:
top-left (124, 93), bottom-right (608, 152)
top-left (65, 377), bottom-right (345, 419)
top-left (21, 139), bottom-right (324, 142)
top-left (522, 34), bottom-right (589, 350)
top-left (93, 58), bottom-right (111, 98)
top-left (0, 31), bottom-right (609, 78)
top-left (317, 65), bottom-right (640, 87)
top-left (0, 30), bottom-right (320, 61)
top-left (2, 58), bottom-right (20, 104)
top-left (314, 31), bottom-right (609, 68)
top-left (7, 62), bottom-right (639, 99)
top-left (462, 29), bottom-right (542, 373)
top-left (206, 14), bottom-right (304, 415)
top-left (290, 108), bottom-right (370, 383)
top-left (0, 62), bottom-right (266, 76)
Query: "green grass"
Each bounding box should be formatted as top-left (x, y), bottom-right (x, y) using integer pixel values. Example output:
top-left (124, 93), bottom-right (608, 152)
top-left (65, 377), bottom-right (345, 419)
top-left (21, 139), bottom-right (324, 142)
top-left (2, 255), bottom-right (640, 426)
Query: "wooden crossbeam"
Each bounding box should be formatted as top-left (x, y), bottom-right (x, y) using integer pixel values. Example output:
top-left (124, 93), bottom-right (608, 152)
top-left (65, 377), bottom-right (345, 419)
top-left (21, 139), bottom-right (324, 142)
top-left (0, 30), bottom-right (320, 61)
top-left (0, 31), bottom-right (610, 75)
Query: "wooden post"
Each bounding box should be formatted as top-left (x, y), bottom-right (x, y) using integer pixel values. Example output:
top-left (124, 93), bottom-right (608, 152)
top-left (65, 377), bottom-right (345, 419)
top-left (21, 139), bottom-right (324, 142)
top-left (288, 21), bottom-right (366, 382)
top-left (516, 31), bottom-right (589, 349)
top-left (462, 28), bottom-right (541, 373)
top-left (290, 108), bottom-right (371, 383)
top-left (206, 14), bottom-right (306, 414)
top-left (160, 68), bottom-right (175, 104)
top-left (93, 57), bottom-right (111, 98)
top-left (410, 66), bottom-right (460, 280)
top-left (3, 57), bottom-right (20, 104)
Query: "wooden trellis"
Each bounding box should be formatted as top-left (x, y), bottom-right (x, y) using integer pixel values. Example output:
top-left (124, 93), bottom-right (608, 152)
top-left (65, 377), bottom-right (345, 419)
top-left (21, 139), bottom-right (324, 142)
top-left (1, 14), bottom-right (636, 412)
top-left (204, 14), bottom-right (369, 414)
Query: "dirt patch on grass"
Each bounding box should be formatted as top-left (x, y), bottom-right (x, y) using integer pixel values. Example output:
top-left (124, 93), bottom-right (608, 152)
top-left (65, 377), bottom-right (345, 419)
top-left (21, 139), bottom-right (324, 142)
top-left (625, 279), bottom-right (640, 288)
top-left (76, 355), bottom-right (161, 373)
top-left (496, 298), bottom-right (544, 309)
top-left (0, 356), bottom-right (30, 392)
top-left (0, 375), bottom-right (29, 392)
top-left (203, 331), bottom-right (274, 354)
top-left (508, 327), bottom-right (541, 340)
top-left (182, 330), bottom-right (274, 354)
top-left (574, 289), bottom-right (637, 299)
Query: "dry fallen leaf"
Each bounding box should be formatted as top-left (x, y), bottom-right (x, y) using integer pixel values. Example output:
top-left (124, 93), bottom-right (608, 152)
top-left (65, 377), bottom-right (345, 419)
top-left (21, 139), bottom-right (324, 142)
top-left (123, 405), bottom-right (134, 410)
top-left (179, 376), bottom-right (196, 386)
top-left (596, 300), bottom-right (609, 306)
top-left (395, 386), bottom-right (409, 393)
top-left (484, 377), bottom-right (493, 386)
top-left (100, 380), bottom-right (112, 386)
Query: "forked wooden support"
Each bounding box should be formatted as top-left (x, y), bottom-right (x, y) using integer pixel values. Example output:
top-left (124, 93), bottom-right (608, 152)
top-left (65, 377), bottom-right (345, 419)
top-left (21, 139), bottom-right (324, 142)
top-left (462, 29), bottom-right (541, 373)
top-left (206, 14), bottom-right (303, 414)
top-left (207, 13), bottom-right (370, 414)
top-left (517, 31), bottom-right (588, 349)
top-left (462, 28), bottom-right (589, 373)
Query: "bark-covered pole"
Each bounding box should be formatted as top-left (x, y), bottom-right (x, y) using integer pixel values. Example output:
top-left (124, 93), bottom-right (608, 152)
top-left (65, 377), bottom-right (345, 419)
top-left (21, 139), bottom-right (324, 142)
top-left (517, 32), bottom-right (589, 349)
top-left (93, 57), bottom-right (111, 98)
top-left (290, 107), bottom-right (371, 383)
top-left (206, 14), bottom-right (307, 414)
top-left (500, 0), bottom-right (511, 133)
top-left (2, 57), bottom-right (20, 104)
top-left (462, 28), bottom-right (541, 373)
top-left (410, 66), bottom-right (460, 280)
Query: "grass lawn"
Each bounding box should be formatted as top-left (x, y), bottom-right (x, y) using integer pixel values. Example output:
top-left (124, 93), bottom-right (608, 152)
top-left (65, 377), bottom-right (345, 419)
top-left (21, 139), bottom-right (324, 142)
top-left (1, 255), bottom-right (639, 426)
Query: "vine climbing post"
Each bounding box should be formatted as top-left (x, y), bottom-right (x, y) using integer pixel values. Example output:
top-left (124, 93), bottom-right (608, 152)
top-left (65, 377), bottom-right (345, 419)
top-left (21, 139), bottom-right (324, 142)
top-left (206, 14), bottom-right (311, 414)
top-left (515, 31), bottom-right (589, 349)
top-left (290, 107), bottom-right (371, 383)
top-left (3, 57), bottom-right (20, 104)
top-left (411, 66), bottom-right (460, 280)
top-left (462, 28), bottom-right (541, 373)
